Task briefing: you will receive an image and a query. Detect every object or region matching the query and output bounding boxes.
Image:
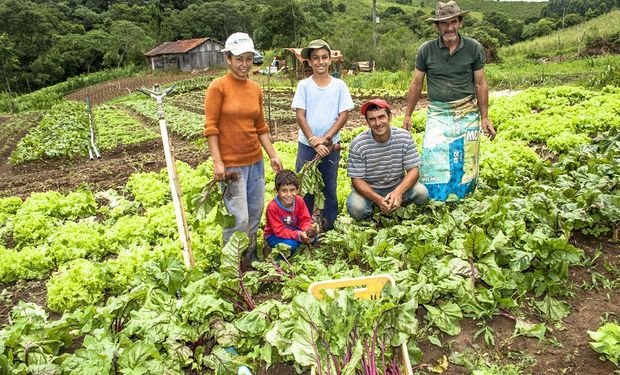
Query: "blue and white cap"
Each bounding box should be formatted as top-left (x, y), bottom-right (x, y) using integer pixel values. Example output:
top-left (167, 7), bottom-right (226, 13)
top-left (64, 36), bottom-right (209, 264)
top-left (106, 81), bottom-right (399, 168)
top-left (222, 32), bottom-right (257, 56)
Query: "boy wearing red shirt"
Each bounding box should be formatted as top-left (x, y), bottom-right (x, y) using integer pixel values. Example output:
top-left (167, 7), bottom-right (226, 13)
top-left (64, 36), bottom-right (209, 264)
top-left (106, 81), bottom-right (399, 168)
top-left (264, 170), bottom-right (315, 254)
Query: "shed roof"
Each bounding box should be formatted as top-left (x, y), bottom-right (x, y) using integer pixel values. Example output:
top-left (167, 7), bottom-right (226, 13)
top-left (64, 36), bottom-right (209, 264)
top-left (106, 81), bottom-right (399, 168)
top-left (144, 37), bottom-right (223, 57)
top-left (284, 48), bottom-right (345, 62)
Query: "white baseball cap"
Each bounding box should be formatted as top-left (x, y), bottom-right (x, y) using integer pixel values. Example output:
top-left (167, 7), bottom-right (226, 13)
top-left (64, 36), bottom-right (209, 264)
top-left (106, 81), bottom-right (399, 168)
top-left (222, 32), bottom-right (257, 56)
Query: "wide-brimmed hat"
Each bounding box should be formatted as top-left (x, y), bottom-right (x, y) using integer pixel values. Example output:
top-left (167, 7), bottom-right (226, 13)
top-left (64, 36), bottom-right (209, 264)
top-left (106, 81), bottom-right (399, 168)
top-left (426, 1), bottom-right (469, 22)
top-left (222, 32), bottom-right (256, 56)
top-left (301, 39), bottom-right (331, 59)
top-left (360, 98), bottom-right (390, 116)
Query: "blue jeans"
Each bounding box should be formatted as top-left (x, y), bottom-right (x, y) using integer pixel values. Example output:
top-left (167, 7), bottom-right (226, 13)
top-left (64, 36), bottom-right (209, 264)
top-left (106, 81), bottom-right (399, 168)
top-left (295, 142), bottom-right (340, 230)
top-left (266, 234), bottom-right (317, 258)
top-left (221, 160), bottom-right (265, 243)
top-left (346, 182), bottom-right (428, 221)
top-left (266, 235), bottom-right (302, 255)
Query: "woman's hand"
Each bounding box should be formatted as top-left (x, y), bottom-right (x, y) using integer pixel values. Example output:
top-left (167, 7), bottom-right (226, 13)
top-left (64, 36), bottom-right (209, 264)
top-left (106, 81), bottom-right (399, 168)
top-left (213, 159), bottom-right (226, 181)
top-left (270, 157), bottom-right (283, 172)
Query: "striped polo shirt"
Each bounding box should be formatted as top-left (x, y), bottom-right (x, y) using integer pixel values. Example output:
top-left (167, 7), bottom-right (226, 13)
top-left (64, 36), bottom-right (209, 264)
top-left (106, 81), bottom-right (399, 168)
top-left (347, 127), bottom-right (421, 190)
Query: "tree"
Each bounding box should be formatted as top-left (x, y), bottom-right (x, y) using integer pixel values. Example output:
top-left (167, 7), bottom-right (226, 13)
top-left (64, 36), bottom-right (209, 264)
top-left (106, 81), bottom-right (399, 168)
top-left (383, 6), bottom-right (406, 18)
top-left (72, 5), bottom-right (102, 31)
top-left (542, 0), bottom-right (616, 18)
top-left (558, 13), bottom-right (584, 28)
top-left (522, 18), bottom-right (556, 39)
top-left (374, 25), bottom-right (418, 70)
top-left (0, 33), bottom-right (19, 112)
top-left (28, 54), bottom-right (65, 89)
top-left (47, 30), bottom-right (111, 75)
top-left (104, 20), bottom-right (154, 68)
top-left (160, 2), bottom-right (247, 42)
top-left (467, 27), bottom-right (500, 63)
top-left (102, 3), bottom-right (153, 30)
top-left (0, 0), bottom-right (64, 91)
top-left (254, 0), bottom-right (306, 49)
top-left (485, 11), bottom-right (523, 43)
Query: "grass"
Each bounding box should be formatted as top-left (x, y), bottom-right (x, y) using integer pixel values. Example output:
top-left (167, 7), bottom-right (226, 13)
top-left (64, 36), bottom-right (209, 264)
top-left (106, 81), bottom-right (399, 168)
top-left (487, 54), bottom-right (620, 89)
top-left (499, 10), bottom-right (620, 59)
top-left (457, 0), bottom-right (546, 21)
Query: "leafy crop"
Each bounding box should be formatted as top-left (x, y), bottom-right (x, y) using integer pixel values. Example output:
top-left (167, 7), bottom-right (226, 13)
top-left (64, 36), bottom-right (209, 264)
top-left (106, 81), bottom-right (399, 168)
top-left (186, 172), bottom-right (236, 229)
top-left (9, 101), bottom-right (90, 164)
top-left (1, 87), bottom-right (619, 373)
top-left (588, 322), bottom-right (620, 366)
top-left (47, 259), bottom-right (108, 312)
top-left (0, 66), bottom-right (139, 113)
top-left (275, 288), bottom-right (418, 375)
top-left (0, 245), bottom-right (53, 283)
top-left (94, 105), bottom-right (159, 150)
top-left (298, 142), bottom-right (342, 210)
top-left (121, 98), bottom-right (204, 140)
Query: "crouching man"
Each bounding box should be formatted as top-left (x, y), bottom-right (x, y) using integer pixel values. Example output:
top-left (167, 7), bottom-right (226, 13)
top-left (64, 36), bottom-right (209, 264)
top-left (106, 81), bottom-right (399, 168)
top-left (347, 99), bottom-right (428, 220)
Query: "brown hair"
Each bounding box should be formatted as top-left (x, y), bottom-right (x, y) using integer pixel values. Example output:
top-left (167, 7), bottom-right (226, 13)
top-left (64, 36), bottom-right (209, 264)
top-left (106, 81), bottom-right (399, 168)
top-left (275, 169), bottom-right (299, 190)
top-left (363, 104), bottom-right (391, 119)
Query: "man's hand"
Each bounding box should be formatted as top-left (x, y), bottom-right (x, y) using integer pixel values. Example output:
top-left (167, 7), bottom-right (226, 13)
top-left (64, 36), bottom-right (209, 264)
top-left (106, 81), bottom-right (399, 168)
top-left (384, 191), bottom-right (403, 211)
top-left (213, 160), bottom-right (226, 181)
top-left (402, 115), bottom-right (412, 131)
top-left (481, 118), bottom-right (496, 141)
top-left (374, 196), bottom-right (392, 214)
top-left (270, 157), bottom-right (283, 172)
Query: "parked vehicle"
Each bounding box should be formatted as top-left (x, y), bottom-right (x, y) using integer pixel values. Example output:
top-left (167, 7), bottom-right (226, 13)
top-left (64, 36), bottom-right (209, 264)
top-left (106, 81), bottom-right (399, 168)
top-left (253, 51), bottom-right (264, 66)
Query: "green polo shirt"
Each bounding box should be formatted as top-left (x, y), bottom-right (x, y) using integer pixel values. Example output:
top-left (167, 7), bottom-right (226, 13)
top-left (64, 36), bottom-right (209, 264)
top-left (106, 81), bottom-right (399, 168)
top-left (415, 34), bottom-right (485, 102)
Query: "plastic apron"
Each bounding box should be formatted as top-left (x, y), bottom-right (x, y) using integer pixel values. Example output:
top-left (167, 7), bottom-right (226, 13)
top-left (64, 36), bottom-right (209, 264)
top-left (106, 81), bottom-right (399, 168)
top-left (419, 95), bottom-right (481, 201)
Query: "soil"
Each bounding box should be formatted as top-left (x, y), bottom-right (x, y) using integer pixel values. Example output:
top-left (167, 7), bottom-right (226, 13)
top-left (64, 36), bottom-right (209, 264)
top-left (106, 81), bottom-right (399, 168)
top-left (0, 74), bottom-right (618, 374)
top-left (414, 232), bottom-right (620, 375)
top-left (0, 138), bottom-right (209, 199)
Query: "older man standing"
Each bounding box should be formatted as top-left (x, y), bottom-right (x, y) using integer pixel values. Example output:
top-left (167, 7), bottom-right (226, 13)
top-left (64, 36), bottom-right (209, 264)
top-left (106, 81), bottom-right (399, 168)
top-left (403, 0), bottom-right (496, 201)
top-left (347, 99), bottom-right (428, 221)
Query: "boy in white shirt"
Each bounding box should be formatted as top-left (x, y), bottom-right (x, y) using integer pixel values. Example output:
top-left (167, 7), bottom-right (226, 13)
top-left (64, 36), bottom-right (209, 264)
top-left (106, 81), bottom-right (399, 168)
top-left (291, 39), bottom-right (354, 231)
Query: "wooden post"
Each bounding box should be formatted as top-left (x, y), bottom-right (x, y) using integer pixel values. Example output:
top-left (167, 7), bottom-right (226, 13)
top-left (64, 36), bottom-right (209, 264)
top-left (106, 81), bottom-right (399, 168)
top-left (85, 96), bottom-right (101, 159)
top-left (137, 84), bottom-right (196, 269)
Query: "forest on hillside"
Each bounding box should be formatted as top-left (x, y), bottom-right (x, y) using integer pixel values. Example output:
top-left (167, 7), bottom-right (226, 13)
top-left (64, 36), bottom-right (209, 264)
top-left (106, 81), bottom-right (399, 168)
top-left (0, 0), bottom-right (618, 94)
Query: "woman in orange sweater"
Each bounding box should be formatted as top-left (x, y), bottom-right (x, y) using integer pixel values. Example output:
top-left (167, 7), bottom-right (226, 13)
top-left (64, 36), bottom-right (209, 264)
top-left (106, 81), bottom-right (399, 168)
top-left (204, 32), bottom-right (282, 257)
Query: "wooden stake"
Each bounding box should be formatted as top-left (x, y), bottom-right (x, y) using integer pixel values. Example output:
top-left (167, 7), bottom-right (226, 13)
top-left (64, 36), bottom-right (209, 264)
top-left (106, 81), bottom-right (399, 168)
top-left (137, 84), bottom-right (195, 269)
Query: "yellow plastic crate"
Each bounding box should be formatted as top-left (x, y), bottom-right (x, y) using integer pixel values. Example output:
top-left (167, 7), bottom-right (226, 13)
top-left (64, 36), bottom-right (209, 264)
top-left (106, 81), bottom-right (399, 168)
top-left (307, 274), bottom-right (413, 375)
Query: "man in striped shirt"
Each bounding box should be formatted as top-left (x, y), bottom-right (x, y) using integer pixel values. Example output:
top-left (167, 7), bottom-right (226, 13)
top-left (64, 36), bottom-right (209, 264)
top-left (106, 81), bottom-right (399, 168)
top-left (347, 99), bottom-right (429, 220)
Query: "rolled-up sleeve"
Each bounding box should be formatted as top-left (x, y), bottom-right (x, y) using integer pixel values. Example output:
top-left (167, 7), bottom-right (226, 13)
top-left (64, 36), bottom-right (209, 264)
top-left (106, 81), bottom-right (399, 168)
top-left (255, 91), bottom-right (269, 135)
top-left (204, 83), bottom-right (222, 137)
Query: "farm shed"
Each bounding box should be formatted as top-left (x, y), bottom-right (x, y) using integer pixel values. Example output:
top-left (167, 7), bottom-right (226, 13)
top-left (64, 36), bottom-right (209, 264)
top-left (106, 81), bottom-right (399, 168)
top-left (282, 48), bottom-right (345, 80)
top-left (144, 37), bottom-right (225, 72)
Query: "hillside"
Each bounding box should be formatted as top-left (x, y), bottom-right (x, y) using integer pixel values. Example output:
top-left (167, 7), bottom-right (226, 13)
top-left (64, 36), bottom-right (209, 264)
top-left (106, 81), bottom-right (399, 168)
top-left (456, 0), bottom-right (546, 20)
top-left (2, 0), bottom-right (616, 98)
top-left (500, 9), bottom-right (620, 58)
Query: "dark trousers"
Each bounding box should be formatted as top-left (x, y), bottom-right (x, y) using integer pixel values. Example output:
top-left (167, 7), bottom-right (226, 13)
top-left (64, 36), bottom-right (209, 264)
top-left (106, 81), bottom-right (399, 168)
top-left (295, 142), bottom-right (340, 230)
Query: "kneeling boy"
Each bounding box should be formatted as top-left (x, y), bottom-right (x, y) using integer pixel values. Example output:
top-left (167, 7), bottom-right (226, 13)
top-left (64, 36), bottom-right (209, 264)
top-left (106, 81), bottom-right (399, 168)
top-left (264, 170), bottom-right (316, 254)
